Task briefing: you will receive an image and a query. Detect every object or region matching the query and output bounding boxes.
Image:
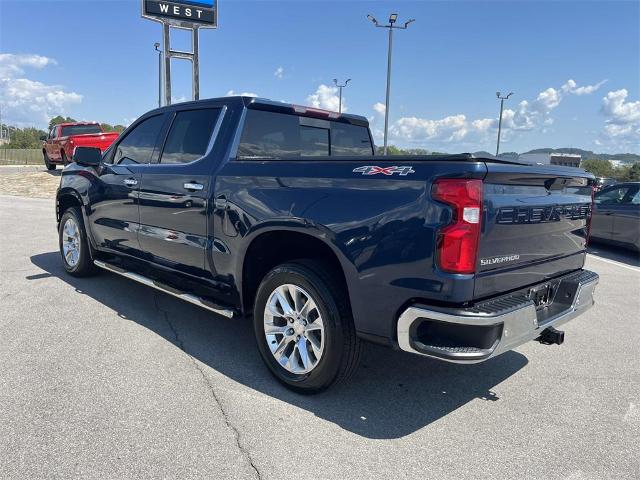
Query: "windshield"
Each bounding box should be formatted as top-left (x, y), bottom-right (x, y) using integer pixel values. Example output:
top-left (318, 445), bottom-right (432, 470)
top-left (61, 124), bottom-right (102, 136)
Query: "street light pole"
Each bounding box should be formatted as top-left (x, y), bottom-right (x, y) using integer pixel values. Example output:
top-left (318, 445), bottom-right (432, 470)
top-left (333, 78), bottom-right (351, 113)
top-left (367, 13), bottom-right (415, 155)
top-left (495, 91), bottom-right (513, 157)
top-left (154, 42), bottom-right (162, 108)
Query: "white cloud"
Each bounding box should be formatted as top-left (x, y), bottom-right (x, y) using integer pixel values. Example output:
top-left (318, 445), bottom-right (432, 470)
top-left (601, 89), bottom-right (640, 124)
top-left (307, 84), bottom-right (344, 112)
top-left (0, 53), bottom-right (56, 78)
top-left (471, 118), bottom-right (494, 132)
top-left (391, 115), bottom-right (469, 143)
top-left (562, 79), bottom-right (608, 96)
top-left (535, 87), bottom-right (562, 110)
top-left (373, 102), bottom-right (386, 115)
top-left (597, 89), bottom-right (640, 151)
top-left (0, 78), bottom-right (82, 127)
top-left (386, 79), bottom-right (605, 150)
top-left (225, 90), bottom-right (258, 97)
top-left (0, 53), bottom-right (81, 127)
top-left (274, 66), bottom-right (284, 79)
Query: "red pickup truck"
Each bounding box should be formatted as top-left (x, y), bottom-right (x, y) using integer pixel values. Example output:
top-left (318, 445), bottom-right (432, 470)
top-left (42, 122), bottom-right (119, 170)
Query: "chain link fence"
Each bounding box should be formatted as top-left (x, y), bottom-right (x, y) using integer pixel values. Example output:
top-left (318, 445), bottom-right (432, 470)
top-left (0, 149), bottom-right (43, 165)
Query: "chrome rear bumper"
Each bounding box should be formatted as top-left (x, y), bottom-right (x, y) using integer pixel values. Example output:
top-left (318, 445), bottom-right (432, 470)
top-left (397, 270), bottom-right (599, 363)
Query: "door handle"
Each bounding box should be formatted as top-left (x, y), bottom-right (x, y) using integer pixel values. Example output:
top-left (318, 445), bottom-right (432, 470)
top-left (184, 182), bottom-right (204, 191)
top-left (124, 178), bottom-right (138, 187)
top-left (215, 195), bottom-right (228, 210)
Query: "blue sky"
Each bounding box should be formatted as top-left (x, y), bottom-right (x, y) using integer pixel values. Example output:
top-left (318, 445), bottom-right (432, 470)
top-left (1, 0), bottom-right (638, 153)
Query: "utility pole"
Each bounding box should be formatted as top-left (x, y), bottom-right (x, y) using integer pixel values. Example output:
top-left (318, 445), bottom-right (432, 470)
top-left (333, 78), bottom-right (351, 113)
top-left (154, 42), bottom-right (162, 108)
top-left (367, 13), bottom-right (415, 155)
top-left (495, 91), bottom-right (513, 157)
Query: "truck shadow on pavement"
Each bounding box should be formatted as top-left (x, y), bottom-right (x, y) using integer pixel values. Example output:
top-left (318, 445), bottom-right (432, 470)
top-left (30, 251), bottom-right (528, 440)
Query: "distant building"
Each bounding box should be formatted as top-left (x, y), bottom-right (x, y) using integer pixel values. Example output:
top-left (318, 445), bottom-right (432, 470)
top-left (519, 152), bottom-right (581, 168)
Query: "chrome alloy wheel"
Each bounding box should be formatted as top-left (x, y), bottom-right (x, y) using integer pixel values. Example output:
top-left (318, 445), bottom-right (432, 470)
top-left (263, 284), bottom-right (325, 374)
top-left (62, 217), bottom-right (81, 267)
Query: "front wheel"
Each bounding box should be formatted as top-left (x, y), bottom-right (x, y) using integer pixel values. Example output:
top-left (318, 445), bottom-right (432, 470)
top-left (58, 207), bottom-right (97, 277)
top-left (253, 261), bottom-right (361, 393)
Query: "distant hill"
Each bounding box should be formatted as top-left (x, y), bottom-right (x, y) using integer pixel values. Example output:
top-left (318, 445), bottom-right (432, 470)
top-left (472, 148), bottom-right (640, 163)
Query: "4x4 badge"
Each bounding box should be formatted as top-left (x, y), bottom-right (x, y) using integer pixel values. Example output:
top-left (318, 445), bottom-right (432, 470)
top-left (353, 165), bottom-right (415, 176)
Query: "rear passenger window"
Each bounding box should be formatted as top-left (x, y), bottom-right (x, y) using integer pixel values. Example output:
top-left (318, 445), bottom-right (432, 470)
top-left (114, 115), bottom-right (165, 165)
top-left (237, 109), bottom-right (373, 159)
top-left (595, 186), bottom-right (632, 205)
top-left (238, 110), bottom-right (300, 159)
top-left (160, 108), bottom-right (221, 164)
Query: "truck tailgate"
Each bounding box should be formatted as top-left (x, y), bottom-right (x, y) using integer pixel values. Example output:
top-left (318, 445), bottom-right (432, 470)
top-left (475, 163), bottom-right (592, 300)
top-left (69, 132), bottom-right (120, 150)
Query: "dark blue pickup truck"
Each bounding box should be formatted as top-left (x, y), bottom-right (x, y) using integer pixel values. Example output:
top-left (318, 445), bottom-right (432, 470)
top-left (56, 96), bottom-right (599, 392)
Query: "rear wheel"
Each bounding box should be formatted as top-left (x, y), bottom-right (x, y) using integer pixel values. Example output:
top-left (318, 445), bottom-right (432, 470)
top-left (43, 151), bottom-right (56, 170)
top-left (58, 207), bottom-right (97, 277)
top-left (253, 261), bottom-right (361, 393)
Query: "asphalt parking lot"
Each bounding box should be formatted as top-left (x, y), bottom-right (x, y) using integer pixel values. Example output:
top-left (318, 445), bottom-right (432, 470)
top-left (1, 194), bottom-right (639, 480)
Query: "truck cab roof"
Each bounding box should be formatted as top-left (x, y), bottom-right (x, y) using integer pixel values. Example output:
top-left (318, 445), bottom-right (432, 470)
top-left (155, 95), bottom-right (370, 127)
top-left (55, 121), bottom-right (100, 127)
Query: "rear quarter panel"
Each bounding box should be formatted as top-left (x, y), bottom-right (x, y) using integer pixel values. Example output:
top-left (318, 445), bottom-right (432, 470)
top-left (214, 159), bottom-right (487, 341)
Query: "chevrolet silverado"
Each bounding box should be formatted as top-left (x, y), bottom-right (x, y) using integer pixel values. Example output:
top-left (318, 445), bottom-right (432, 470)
top-left (55, 96), bottom-right (599, 392)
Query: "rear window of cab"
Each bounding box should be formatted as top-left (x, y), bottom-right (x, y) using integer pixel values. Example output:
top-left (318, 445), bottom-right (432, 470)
top-left (237, 109), bottom-right (373, 159)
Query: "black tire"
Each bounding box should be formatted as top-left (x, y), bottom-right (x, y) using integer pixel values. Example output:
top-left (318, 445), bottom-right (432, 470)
top-left (43, 151), bottom-right (56, 170)
top-left (58, 207), bottom-right (97, 277)
top-left (253, 260), bottom-right (361, 394)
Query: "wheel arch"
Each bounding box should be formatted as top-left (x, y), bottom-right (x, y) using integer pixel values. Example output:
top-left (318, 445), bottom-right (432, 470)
top-left (56, 188), bottom-right (83, 225)
top-left (239, 227), bottom-right (354, 317)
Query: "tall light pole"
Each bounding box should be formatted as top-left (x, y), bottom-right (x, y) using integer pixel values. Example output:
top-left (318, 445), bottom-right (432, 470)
top-left (367, 13), bottom-right (415, 155)
top-left (154, 42), bottom-right (162, 108)
top-left (333, 78), bottom-right (351, 113)
top-left (495, 91), bottom-right (513, 157)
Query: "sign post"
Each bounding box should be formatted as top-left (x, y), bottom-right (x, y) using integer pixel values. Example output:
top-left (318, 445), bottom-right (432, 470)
top-left (142, 1), bottom-right (217, 106)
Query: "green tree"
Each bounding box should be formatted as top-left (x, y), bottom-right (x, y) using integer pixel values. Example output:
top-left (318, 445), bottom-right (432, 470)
top-left (1, 127), bottom-right (48, 149)
top-left (580, 159), bottom-right (615, 178)
top-left (375, 145), bottom-right (447, 155)
top-left (48, 115), bottom-right (77, 130)
top-left (100, 123), bottom-right (126, 133)
top-left (622, 163), bottom-right (640, 181)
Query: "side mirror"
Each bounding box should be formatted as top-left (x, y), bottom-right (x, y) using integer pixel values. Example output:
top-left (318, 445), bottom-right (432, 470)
top-left (73, 146), bottom-right (102, 167)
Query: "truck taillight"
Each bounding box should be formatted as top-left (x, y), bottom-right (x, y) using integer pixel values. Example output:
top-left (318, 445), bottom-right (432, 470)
top-left (432, 179), bottom-right (483, 274)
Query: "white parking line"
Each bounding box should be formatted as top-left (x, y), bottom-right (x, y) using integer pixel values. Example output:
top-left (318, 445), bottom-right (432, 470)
top-left (587, 254), bottom-right (640, 273)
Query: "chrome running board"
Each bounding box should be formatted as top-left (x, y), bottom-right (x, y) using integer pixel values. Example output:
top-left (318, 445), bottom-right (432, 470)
top-left (93, 259), bottom-right (235, 319)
